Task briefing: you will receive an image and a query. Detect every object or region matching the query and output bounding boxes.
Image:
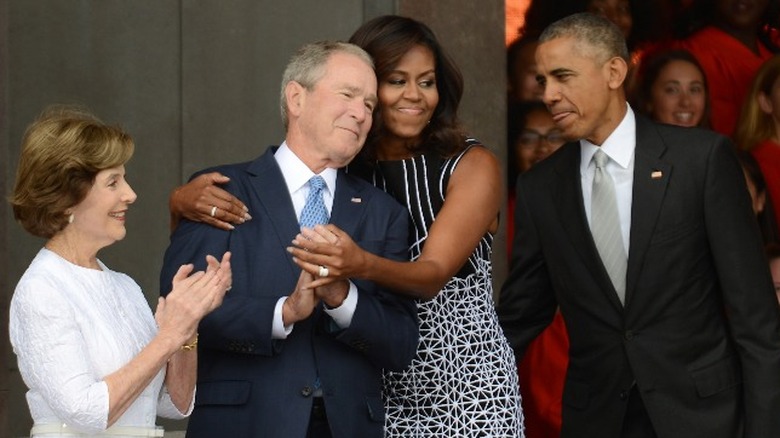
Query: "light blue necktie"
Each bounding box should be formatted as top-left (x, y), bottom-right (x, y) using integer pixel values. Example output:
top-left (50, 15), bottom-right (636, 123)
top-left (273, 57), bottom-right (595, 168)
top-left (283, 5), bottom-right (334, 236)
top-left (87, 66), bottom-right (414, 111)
top-left (301, 176), bottom-right (329, 396)
top-left (591, 149), bottom-right (627, 304)
top-left (300, 175), bottom-right (329, 228)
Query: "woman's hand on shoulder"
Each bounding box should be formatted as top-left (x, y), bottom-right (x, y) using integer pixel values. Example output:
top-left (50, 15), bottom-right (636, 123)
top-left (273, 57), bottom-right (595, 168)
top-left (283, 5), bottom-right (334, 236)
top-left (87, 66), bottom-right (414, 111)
top-left (169, 172), bottom-right (251, 231)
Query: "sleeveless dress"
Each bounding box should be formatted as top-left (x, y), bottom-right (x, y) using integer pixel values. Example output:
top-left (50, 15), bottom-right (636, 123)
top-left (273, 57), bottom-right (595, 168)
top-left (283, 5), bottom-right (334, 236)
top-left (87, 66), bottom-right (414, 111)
top-left (362, 139), bottom-right (524, 437)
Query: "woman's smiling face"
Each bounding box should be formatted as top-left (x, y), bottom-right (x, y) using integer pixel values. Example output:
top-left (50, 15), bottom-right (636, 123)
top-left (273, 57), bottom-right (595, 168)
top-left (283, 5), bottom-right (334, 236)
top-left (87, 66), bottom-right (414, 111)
top-left (378, 44), bottom-right (439, 146)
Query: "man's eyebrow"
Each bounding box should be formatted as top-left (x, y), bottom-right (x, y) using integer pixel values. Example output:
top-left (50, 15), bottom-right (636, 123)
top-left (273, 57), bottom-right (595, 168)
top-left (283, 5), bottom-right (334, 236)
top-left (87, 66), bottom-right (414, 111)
top-left (550, 67), bottom-right (575, 76)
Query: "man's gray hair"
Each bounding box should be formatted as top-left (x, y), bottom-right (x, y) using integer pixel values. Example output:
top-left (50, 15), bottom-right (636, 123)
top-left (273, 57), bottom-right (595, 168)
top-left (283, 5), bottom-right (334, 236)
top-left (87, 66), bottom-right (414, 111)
top-left (540, 12), bottom-right (629, 64)
top-left (279, 41), bottom-right (374, 128)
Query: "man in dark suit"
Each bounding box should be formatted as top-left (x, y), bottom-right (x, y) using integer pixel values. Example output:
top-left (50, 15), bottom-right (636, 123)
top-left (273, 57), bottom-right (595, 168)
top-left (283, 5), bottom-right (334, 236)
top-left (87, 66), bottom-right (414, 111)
top-left (498, 13), bottom-right (780, 438)
top-left (159, 41), bottom-right (419, 438)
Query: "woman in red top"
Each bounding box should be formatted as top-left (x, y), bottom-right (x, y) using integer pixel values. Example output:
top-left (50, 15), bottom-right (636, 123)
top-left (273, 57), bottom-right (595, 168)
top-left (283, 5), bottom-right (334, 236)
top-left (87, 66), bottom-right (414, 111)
top-left (675, 0), bottom-right (780, 137)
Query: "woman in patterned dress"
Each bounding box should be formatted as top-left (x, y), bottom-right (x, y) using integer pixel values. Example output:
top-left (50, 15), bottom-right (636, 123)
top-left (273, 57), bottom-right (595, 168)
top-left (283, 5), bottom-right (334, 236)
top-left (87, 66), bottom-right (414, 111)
top-left (169, 16), bottom-right (524, 437)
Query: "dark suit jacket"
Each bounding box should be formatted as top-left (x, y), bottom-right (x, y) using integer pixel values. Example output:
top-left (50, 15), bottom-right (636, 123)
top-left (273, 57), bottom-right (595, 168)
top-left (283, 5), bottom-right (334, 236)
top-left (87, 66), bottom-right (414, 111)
top-left (499, 116), bottom-right (780, 438)
top-left (160, 147), bottom-right (419, 438)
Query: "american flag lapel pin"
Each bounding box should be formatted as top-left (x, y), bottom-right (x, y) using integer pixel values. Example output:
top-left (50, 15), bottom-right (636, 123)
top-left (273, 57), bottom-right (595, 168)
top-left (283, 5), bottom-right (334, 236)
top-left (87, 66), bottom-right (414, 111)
top-left (351, 197), bottom-right (362, 203)
top-left (651, 170), bottom-right (663, 179)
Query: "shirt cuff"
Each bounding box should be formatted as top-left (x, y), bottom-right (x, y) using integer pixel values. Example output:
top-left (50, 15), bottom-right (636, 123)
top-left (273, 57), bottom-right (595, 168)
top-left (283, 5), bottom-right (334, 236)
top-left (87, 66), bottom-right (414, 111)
top-left (323, 281), bottom-right (358, 328)
top-left (272, 297), bottom-right (294, 339)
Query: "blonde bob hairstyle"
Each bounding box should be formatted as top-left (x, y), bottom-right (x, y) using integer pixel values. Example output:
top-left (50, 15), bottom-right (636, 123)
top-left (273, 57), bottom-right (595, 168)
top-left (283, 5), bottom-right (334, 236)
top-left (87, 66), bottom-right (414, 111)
top-left (10, 106), bottom-right (134, 238)
top-left (735, 55), bottom-right (780, 151)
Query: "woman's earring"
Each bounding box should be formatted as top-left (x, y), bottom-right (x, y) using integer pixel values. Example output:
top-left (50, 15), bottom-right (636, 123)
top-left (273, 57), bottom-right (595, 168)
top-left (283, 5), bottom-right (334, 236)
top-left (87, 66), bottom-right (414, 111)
top-left (68, 213), bottom-right (74, 224)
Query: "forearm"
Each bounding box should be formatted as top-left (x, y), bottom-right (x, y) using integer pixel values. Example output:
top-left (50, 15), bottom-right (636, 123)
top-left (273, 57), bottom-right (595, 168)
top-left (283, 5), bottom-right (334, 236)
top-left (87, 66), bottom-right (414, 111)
top-left (361, 252), bottom-right (448, 300)
top-left (163, 346), bottom-right (197, 413)
top-left (104, 334), bottom-right (180, 427)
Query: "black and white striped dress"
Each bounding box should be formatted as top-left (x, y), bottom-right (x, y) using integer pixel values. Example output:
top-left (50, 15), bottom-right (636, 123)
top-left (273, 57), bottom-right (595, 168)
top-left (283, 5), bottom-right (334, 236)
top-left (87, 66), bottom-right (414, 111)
top-left (364, 139), bottom-right (524, 437)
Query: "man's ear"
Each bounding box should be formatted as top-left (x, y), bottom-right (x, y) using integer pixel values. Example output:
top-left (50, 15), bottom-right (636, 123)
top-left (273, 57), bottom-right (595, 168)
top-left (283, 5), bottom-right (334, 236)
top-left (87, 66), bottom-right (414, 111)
top-left (606, 56), bottom-right (628, 91)
top-left (759, 91), bottom-right (774, 115)
top-left (285, 80), bottom-right (306, 118)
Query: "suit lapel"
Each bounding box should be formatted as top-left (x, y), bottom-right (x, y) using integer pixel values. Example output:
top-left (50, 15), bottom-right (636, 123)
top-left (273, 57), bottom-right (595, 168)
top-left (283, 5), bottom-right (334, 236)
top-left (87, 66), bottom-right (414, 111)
top-left (329, 170), bottom-right (367, 239)
top-left (626, 118), bottom-right (671, 304)
top-left (246, 148), bottom-right (302, 273)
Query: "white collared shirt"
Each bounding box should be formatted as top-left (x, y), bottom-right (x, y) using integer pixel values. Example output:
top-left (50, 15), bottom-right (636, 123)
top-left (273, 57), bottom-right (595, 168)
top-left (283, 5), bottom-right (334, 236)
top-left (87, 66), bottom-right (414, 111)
top-left (271, 142), bottom-right (357, 338)
top-left (274, 142), bottom-right (337, 219)
top-left (580, 106), bottom-right (636, 255)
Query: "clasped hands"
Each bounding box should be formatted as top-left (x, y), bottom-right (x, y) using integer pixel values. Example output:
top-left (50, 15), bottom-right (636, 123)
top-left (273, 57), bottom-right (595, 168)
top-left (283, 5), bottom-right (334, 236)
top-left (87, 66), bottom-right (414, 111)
top-left (282, 225), bottom-right (365, 325)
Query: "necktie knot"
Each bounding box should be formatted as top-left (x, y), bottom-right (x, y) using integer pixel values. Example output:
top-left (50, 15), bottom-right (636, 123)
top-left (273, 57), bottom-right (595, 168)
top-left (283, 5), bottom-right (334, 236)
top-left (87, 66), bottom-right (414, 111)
top-left (309, 175), bottom-right (325, 191)
top-left (593, 149), bottom-right (609, 169)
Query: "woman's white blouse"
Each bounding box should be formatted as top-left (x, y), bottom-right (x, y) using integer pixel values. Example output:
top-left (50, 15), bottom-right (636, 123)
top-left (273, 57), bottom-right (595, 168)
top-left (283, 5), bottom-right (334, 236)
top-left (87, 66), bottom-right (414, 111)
top-left (9, 249), bottom-right (190, 435)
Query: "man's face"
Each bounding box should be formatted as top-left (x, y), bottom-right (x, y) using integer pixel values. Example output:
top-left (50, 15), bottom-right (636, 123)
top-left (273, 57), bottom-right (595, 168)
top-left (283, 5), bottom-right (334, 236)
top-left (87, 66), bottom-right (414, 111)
top-left (535, 36), bottom-right (618, 145)
top-left (294, 52), bottom-right (378, 168)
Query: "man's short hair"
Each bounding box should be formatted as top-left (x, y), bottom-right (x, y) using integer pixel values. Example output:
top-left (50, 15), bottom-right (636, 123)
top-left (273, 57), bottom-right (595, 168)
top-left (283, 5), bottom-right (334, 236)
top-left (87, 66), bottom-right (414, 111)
top-left (539, 12), bottom-right (629, 64)
top-left (279, 41), bottom-right (374, 128)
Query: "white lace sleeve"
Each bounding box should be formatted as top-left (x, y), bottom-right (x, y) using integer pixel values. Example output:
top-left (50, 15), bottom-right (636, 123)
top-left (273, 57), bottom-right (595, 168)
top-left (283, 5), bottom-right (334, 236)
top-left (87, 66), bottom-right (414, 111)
top-left (10, 278), bottom-right (109, 433)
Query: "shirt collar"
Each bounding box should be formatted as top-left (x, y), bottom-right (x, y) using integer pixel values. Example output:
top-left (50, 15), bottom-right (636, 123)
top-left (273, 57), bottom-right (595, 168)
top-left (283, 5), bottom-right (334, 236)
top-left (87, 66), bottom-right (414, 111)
top-left (274, 142), bottom-right (338, 195)
top-left (580, 105), bottom-right (636, 171)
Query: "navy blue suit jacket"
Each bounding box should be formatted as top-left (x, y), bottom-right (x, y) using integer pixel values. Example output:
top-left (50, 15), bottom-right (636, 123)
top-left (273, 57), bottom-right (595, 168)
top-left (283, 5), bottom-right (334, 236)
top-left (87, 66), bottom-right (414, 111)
top-left (499, 117), bottom-right (780, 437)
top-left (160, 147), bottom-right (419, 438)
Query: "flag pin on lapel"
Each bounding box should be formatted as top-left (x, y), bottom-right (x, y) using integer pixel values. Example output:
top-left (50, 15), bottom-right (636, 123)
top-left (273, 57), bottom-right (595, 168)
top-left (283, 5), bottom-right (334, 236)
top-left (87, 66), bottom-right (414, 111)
top-left (651, 170), bottom-right (663, 179)
top-left (351, 197), bottom-right (362, 203)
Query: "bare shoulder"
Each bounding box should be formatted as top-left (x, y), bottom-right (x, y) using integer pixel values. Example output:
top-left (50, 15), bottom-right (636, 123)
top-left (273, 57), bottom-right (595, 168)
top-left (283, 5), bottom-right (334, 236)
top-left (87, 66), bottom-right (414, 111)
top-left (452, 144), bottom-right (500, 178)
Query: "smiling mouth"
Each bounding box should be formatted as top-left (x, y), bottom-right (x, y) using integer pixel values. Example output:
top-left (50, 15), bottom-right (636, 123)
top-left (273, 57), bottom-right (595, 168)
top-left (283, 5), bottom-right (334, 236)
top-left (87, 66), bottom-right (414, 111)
top-left (673, 112), bottom-right (694, 123)
top-left (397, 107), bottom-right (425, 116)
top-left (109, 211), bottom-right (126, 220)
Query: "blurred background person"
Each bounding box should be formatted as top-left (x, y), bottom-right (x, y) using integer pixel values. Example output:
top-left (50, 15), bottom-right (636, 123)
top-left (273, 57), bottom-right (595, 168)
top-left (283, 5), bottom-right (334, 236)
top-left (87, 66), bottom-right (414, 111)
top-left (738, 150), bottom-right (780, 245)
top-left (675, 0), bottom-right (780, 137)
top-left (507, 34), bottom-right (544, 105)
top-left (9, 106), bottom-right (231, 437)
top-left (735, 54), bottom-right (780, 233)
top-left (631, 48), bottom-right (710, 128)
top-left (507, 100), bottom-right (565, 255)
top-left (506, 100), bottom-right (567, 438)
top-left (766, 243), bottom-right (780, 304)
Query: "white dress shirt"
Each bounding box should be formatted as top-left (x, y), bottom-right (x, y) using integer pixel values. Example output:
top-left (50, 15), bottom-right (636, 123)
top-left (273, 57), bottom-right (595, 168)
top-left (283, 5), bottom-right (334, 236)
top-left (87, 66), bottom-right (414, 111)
top-left (10, 249), bottom-right (191, 437)
top-left (271, 142), bottom-right (358, 339)
top-left (580, 106), bottom-right (636, 255)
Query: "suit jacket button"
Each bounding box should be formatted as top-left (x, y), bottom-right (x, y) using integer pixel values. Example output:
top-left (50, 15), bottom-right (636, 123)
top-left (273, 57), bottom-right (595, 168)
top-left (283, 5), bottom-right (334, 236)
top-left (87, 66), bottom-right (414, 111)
top-left (624, 330), bottom-right (634, 341)
top-left (619, 391), bottom-right (629, 401)
top-left (301, 386), bottom-right (313, 397)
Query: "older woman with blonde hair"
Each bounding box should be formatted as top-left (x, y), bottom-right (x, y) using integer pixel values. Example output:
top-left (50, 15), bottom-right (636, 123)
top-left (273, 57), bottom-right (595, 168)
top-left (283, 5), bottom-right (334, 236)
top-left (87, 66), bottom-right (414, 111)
top-left (9, 106), bottom-right (232, 437)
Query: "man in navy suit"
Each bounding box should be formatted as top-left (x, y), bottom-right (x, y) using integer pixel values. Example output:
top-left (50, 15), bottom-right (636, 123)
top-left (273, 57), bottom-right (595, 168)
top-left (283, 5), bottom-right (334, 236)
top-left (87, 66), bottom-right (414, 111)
top-left (498, 13), bottom-right (780, 438)
top-left (160, 41), bottom-right (419, 438)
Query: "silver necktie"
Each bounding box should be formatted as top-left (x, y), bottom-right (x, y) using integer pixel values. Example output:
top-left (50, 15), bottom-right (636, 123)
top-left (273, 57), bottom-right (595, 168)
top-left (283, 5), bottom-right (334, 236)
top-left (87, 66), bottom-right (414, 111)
top-left (591, 149), bottom-right (627, 304)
